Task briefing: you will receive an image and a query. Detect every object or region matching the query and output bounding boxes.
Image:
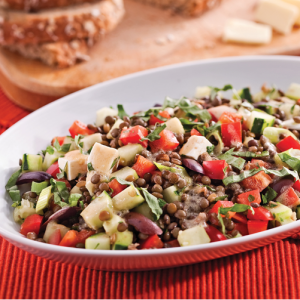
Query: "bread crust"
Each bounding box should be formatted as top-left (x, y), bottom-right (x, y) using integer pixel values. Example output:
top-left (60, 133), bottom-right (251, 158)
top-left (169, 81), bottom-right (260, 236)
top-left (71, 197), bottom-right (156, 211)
top-left (0, 0), bottom-right (125, 45)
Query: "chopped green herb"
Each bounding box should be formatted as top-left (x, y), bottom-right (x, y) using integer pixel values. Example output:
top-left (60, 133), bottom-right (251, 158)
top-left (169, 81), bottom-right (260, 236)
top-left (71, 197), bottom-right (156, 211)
top-left (179, 118), bottom-right (204, 132)
top-left (219, 203), bottom-right (251, 215)
top-left (74, 135), bottom-right (85, 153)
top-left (5, 168), bottom-right (21, 190)
top-left (69, 193), bottom-right (82, 207)
top-left (217, 208), bottom-right (226, 234)
top-left (278, 152), bottom-right (300, 173)
top-left (248, 195), bottom-right (255, 202)
top-left (46, 146), bottom-right (55, 155)
top-left (140, 188), bottom-right (163, 221)
top-left (117, 104), bottom-right (129, 119)
top-left (94, 243), bottom-right (100, 249)
top-left (214, 195), bottom-right (228, 201)
top-left (53, 139), bottom-right (71, 153)
top-left (232, 151), bottom-right (269, 158)
top-left (113, 177), bottom-right (133, 186)
top-left (9, 190), bottom-right (21, 207)
top-left (207, 145), bottom-right (215, 154)
top-left (210, 84), bottom-right (233, 100)
top-left (240, 87), bottom-right (252, 102)
top-left (56, 172), bottom-right (65, 179)
top-left (80, 201), bottom-right (84, 209)
top-left (50, 178), bottom-right (69, 207)
top-left (269, 202), bottom-right (278, 208)
top-left (223, 166), bottom-right (228, 175)
top-left (174, 187), bottom-right (185, 196)
top-left (218, 148), bottom-right (245, 171)
top-left (203, 185), bottom-right (216, 192)
top-left (87, 162), bottom-right (94, 172)
top-left (291, 104), bottom-right (296, 114)
top-left (162, 97), bottom-right (177, 109)
top-left (262, 187), bottom-right (278, 204)
top-left (141, 124), bottom-right (166, 142)
top-left (158, 198), bottom-right (167, 208)
top-left (110, 157), bottom-right (120, 169)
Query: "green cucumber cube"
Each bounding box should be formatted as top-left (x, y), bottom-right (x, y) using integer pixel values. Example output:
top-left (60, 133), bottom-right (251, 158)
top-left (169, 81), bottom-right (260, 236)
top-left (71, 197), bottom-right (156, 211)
top-left (85, 233), bottom-right (111, 250)
top-left (286, 83), bottom-right (300, 100)
top-left (265, 202), bottom-right (295, 225)
top-left (103, 214), bottom-right (125, 236)
top-left (31, 181), bottom-right (49, 194)
top-left (112, 230), bottom-right (133, 250)
top-left (22, 154), bottom-right (43, 172)
top-left (263, 127), bottom-right (297, 144)
top-left (178, 225), bottom-right (211, 247)
top-left (163, 185), bottom-right (182, 203)
top-left (36, 186), bottom-right (53, 214)
top-left (110, 167), bottom-right (139, 181)
top-left (118, 144), bottom-right (144, 167)
top-left (42, 148), bottom-right (64, 171)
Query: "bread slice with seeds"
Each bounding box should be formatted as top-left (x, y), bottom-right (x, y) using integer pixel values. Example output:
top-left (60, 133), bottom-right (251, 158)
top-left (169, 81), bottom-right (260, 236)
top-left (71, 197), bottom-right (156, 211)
top-left (0, 0), bottom-right (125, 45)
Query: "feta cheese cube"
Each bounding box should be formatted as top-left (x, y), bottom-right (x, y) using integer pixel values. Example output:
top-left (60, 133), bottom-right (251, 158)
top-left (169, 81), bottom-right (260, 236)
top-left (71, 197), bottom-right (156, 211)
top-left (81, 133), bottom-right (102, 152)
top-left (223, 18), bottom-right (272, 44)
top-left (255, 0), bottom-right (299, 34)
top-left (96, 107), bottom-right (118, 127)
top-left (179, 136), bottom-right (213, 160)
top-left (165, 117), bottom-right (185, 134)
top-left (282, 0), bottom-right (300, 25)
top-left (58, 150), bottom-right (88, 180)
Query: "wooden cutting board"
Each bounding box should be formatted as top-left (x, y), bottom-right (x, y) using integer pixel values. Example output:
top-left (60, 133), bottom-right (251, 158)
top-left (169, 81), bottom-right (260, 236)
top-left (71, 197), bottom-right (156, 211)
top-left (1, 0), bottom-right (300, 111)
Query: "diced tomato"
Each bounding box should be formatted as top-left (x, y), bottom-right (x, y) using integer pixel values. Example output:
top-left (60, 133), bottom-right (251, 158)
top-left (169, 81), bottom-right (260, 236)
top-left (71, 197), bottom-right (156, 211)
top-left (210, 201), bottom-right (234, 215)
top-left (132, 155), bottom-right (157, 178)
top-left (46, 161), bottom-right (60, 179)
top-left (108, 178), bottom-right (128, 197)
top-left (293, 180), bottom-right (300, 193)
top-left (219, 112), bottom-right (242, 124)
top-left (149, 114), bottom-right (165, 125)
top-left (241, 171), bottom-right (272, 192)
top-left (119, 125), bottom-right (149, 148)
top-left (277, 136), bottom-right (300, 152)
top-left (247, 206), bottom-right (274, 221)
top-left (56, 178), bottom-right (71, 189)
top-left (166, 239), bottom-right (180, 248)
top-left (203, 160), bottom-right (228, 180)
top-left (232, 213), bottom-right (248, 224)
top-left (237, 190), bottom-right (261, 205)
top-left (59, 230), bottom-right (79, 247)
top-left (242, 119), bottom-right (249, 131)
top-left (69, 120), bottom-right (96, 138)
top-left (205, 225), bottom-right (227, 242)
top-left (149, 130), bottom-right (179, 152)
top-left (247, 220), bottom-right (268, 234)
top-left (48, 229), bottom-right (62, 245)
top-left (191, 128), bottom-right (202, 136)
top-left (233, 222), bottom-right (249, 236)
top-left (208, 106), bottom-right (237, 122)
top-left (159, 111), bottom-right (171, 119)
top-left (77, 230), bottom-right (96, 244)
top-left (20, 214), bottom-right (43, 236)
top-left (221, 122), bottom-right (242, 147)
top-left (276, 187), bottom-right (300, 208)
top-left (139, 235), bottom-right (164, 249)
top-left (250, 159), bottom-right (272, 169)
top-left (51, 136), bottom-right (66, 146)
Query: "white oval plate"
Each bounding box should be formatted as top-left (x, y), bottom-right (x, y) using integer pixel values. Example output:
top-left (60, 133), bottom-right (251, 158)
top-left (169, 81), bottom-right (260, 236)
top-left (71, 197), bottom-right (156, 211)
top-left (1, 56), bottom-right (300, 271)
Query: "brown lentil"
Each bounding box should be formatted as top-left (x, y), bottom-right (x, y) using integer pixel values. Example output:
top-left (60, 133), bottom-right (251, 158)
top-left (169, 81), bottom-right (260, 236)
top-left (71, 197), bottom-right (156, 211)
top-left (171, 227), bottom-right (180, 238)
top-left (143, 173), bottom-right (152, 183)
top-left (174, 209), bottom-right (186, 219)
top-left (248, 139), bottom-right (258, 147)
top-left (163, 214), bottom-right (171, 225)
top-left (110, 233), bottom-right (117, 244)
top-left (76, 243), bottom-right (85, 248)
top-left (29, 191), bottom-right (37, 198)
top-left (201, 176), bottom-right (211, 185)
top-left (249, 146), bottom-right (258, 153)
top-left (152, 192), bottom-right (164, 199)
top-left (27, 232), bottom-right (37, 240)
top-left (126, 175), bottom-right (136, 182)
top-left (216, 186), bottom-right (225, 193)
top-left (181, 193), bottom-right (189, 202)
top-left (169, 173), bottom-right (180, 184)
top-left (87, 124), bottom-right (97, 131)
top-left (168, 222), bottom-right (177, 231)
top-left (91, 174), bottom-right (100, 184)
top-left (163, 231), bottom-right (171, 241)
top-left (250, 202), bottom-right (260, 208)
top-left (99, 182), bottom-right (110, 192)
top-left (293, 116), bottom-right (300, 123)
top-left (111, 128), bottom-right (120, 138)
top-left (199, 198), bottom-right (210, 209)
top-left (117, 222), bottom-right (128, 232)
top-left (152, 184), bottom-right (163, 193)
top-left (292, 130), bottom-right (300, 138)
top-left (99, 210), bottom-right (111, 221)
top-left (176, 133), bottom-right (184, 145)
top-left (170, 152), bottom-right (181, 160)
top-left (119, 122), bottom-right (130, 130)
top-left (103, 123), bottom-right (111, 133)
top-left (105, 116), bottom-right (115, 125)
top-left (171, 158), bottom-right (182, 165)
top-left (167, 203), bottom-right (177, 215)
top-left (157, 153), bottom-right (170, 161)
top-left (152, 174), bottom-right (163, 185)
top-left (123, 116), bottom-right (130, 123)
top-left (101, 140), bottom-right (110, 146)
top-left (207, 193), bottom-right (217, 202)
top-left (136, 178), bottom-right (146, 187)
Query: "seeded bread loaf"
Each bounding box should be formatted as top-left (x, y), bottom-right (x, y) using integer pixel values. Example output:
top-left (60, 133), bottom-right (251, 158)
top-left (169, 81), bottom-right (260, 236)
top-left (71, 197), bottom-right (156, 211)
top-left (0, 0), bottom-right (99, 11)
top-left (135, 0), bottom-right (222, 16)
top-left (0, 0), bottom-right (125, 45)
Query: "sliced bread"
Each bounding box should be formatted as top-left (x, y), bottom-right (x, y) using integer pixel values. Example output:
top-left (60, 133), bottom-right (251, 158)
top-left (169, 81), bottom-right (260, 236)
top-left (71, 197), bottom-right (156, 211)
top-left (0, 0), bottom-right (125, 45)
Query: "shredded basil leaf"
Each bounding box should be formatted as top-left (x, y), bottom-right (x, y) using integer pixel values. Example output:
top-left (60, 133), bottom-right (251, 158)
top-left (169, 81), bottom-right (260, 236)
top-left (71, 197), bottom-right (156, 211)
top-left (223, 166), bottom-right (228, 175)
top-left (69, 193), bottom-right (82, 207)
top-left (158, 198), bottom-right (167, 208)
top-left (163, 97), bottom-right (178, 109)
top-left (179, 118), bottom-right (204, 132)
top-left (203, 185), bottom-right (216, 192)
top-left (117, 104), bottom-right (129, 119)
top-left (5, 168), bottom-right (22, 190)
top-left (174, 187), bottom-right (185, 196)
top-left (140, 188), bottom-right (163, 221)
top-left (53, 139), bottom-right (71, 153)
top-left (240, 87), bottom-right (252, 102)
top-left (210, 84), bottom-right (233, 100)
top-left (50, 178), bottom-right (69, 207)
top-left (217, 208), bottom-right (226, 234)
top-left (262, 187), bottom-right (278, 204)
top-left (232, 151), bottom-right (269, 158)
top-left (46, 146), bottom-right (55, 155)
top-left (291, 104), bottom-right (296, 114)
top-left (219, 203), bottom-right (250, 215)
top-left (110, 157), bottom-right (120, 169)
top-left (207, 145), bottom-right (215, 154)
top-left (218, 149), bottom-right (245, 171)
top-left (87, 162), bottom-right (94, 172)
top-left (214, 195), bottom-right (228, 201)
top-left (9, 190), bottom-right (21, 207)
top-left (278, 152), bottom-right (300, 173)
top-left (248, 195), bottom-right (255, 202)
top-left (141, 124), bottom-right (166, 142)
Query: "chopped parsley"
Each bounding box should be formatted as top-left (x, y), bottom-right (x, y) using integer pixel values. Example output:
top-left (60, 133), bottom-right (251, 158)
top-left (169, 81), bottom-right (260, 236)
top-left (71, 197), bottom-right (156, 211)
top-left (140, 188), bottom-right (163, 221)
top-left (110, 157), bottom-right (120, 169)
top-left (210, 84), bottom-right (233, 100)
top-left (207, 145), bottom-right (215, 154)
top-left (117, 104), bottom-right (129, 119)
top-left (141, 124), bottom-right (166, 142)
top-left (262, 187), bottom-right (278, 204)
top-left (218, 148), bottom-right (245, 171)
top-left (248, 195), bottom-right (255, 202)
top-left (87, 162), bottom-right (94, 172)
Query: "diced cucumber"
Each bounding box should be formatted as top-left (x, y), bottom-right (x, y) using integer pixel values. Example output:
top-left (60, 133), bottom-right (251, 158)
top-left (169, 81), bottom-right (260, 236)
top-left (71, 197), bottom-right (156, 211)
top-left (43, 221), bottom-right (70, 243)
top-left (163, 185), bottom-right (182, 203)
top-left (246, 111), bottom-right (275, 134)
top-left (85, 233), bottom-right (111, 250)
top-left (80, 191), bottom-right (114, 229)
top-left (81, 133), bottom-right (102, 152)
top-left (263, 127), bottom-right (297, 144)
top-left (103, 214), bottom-right (125, 236)
top-left (63, 136), bottom-right (78, 151)
top-left (118, 144), bottom-right (144, 167)
top-left (42, 148), bottom-right (65, 171)
top-left (31, 181), bottom-right (49, 194)
top-left (265, 202), bottom-right (295, 225)
top-left (112, 230), bottom-right (133, 250)
top-left (230, 98), bottom-right (242, 108)
top-left (277, 149), bottom-right (300, 172)
top-left (110, 167), bottom-right (138, 181)
top-left (274, 153), bottom-right (290, 169)
top-left (178, 225), bottom-right (211, 247)
top-left (165, 117), bottom-right (185, 134)
top-left (70, 185), bottom-right (82, 195)
top-left (96, 107), bottom-right (118, 127)
top-left (233, 87), bottom-right (252, 102)
top-left (206, 130), bottom-right (224, 156)
top-left (286, 83), bottom-right (300, 100)
top-left (195, 86), bottom-right (211, 98)
top-left (112, 185), bottom-right (144, 211)
top-left (36, 186), bottom-right (53, 214)
top-left (233, 232), bottom-right (243, 238)
top-left (133, 202), bottom-right (154, 221)
top-left (279, 103), bottom-right (300, 119)
top-left (107, 119), bottom-right (123, 139)
top-left (13, 199), bottom-right (36, 223)
top-left (253, 89), bottom-right (281, 103)
top-left (22, 154), bottom-right (43, 172)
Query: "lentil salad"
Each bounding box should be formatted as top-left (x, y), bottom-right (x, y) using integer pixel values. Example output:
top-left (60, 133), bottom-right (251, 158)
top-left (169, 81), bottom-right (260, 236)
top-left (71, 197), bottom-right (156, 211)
top-left (5, 83), bottom-right (300, 250)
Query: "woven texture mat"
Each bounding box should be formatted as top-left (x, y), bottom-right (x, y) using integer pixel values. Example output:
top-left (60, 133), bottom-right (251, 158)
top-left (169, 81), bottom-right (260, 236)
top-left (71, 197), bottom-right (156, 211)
top-left (1, 92), bottom-right (300, 299)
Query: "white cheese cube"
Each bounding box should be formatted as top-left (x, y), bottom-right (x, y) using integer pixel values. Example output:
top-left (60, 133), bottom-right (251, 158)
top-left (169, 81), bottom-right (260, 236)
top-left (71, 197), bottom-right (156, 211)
top-left (58, 150), bottom-right (88, 180)
top-left (165, 117), bottom-right (185, 134)
top-left (255, 0), bottom-right (299, 34)
top-left (223, 18), bottom-right (272, 44)
top-left (88, 142), bottom-right (119, 179)
top-left (96, 107), bottom-right (118, 127)
top-left (282, 0), bottom-right (300, 25)
top-left (107, 119), bottom-right (124, 139)
top-left (81, 133), bottom-right (102, 152)
top-left (179, 136), bottom-right (213, 160)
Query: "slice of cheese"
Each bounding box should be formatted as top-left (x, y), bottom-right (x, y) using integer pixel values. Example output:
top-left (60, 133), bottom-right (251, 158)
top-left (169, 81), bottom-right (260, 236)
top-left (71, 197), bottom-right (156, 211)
top-left (255, 0), bottom-right (299, 34)
top-left (179, 136), bottom-right (212, 160)
top-left (223, 18), bottom-right (272, 44)
top-left (281, 0), bottom-right (300, 25)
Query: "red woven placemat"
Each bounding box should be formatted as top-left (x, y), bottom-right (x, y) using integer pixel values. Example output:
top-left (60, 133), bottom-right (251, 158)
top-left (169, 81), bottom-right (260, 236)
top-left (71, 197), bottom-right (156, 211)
top-left (1, 93), bottom-right (300, 299)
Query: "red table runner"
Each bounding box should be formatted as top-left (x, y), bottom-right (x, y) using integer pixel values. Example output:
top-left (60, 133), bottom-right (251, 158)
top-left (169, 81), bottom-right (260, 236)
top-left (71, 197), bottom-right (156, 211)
top-left (1, 93), bottom-right (300, 299)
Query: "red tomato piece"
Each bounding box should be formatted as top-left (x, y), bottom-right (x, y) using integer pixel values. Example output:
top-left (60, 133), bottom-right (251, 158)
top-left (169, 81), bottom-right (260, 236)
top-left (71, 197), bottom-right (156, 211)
top-left (159, 111), bottom-right (171, 119)
top-left (119, 125), bottom-right (149, 148)
top-left (209, 201), bottom-right (234, 215)
top-left (48, 229), bottom-right (62, 245)
top-left (139, 235), bottom-right (164, 249)
top-left (232, 213), bottom-right (248, 224)
top-left (276, 187), bottom-right (300, 208)
top-left (191, 128), bottom-right (202, 136)
top-left (69, 120), bottom-right (96, 138)
top-left (51, 136), bottom-right (66, 146)
top-left (46, 161), bottom-right (60, 179)
top-left (293, 180), bottom-right (300, 193)
top-left (149, 114), bottom-right (164, 125)
top-left (237, 190), bottom-right (261, 205)
top-left (247, 206), bottom-right (274, 221)
top-left (277, 136), bottom-right (300, 152)
top-left (203, 160), bottom-right (228, 180)
top-left (219, 112), bottom-right (242, 124)
top-left (242, 171), bottom-right (272, 192)
top-left (166, 239), bottom-right (180, 248)
top-left (208, 106), bottom-right (237, 122)
top-left (247, 220), bottom-right (268, 235)
top-left (108, 178), bottom-right (128, 197)
top-left (233, 222), bottom-right (249, 236)
top-left (132, 155), bottom-right (157, 178)
top-left (221, 122), bottom-right (242, 147)
top-left (20, 214), bottom-right (43, 236)
top-left (149, 130), bottom-right (179, 152)
top-left (59, 230), bottom-right (79, 247)
top-left (205, 225), bottom-right (227, 242)
top-left (77, 230), bottom-right (96, 245)
top-left (250, 159), bottom-right (272, 169)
